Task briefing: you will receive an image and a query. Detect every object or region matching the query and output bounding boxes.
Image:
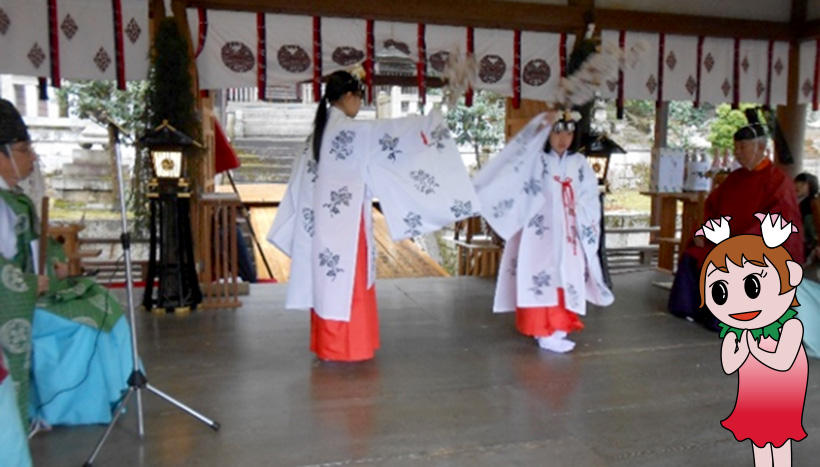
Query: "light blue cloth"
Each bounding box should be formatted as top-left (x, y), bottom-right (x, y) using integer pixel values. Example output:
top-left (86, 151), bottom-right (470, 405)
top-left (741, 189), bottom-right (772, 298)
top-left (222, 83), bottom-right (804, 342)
top-left (794, 279), bottom-right (820, 358)
top-left (0, 374), bottom-right (32, 467)
top-left (30, 308), bottom-right (134, 425)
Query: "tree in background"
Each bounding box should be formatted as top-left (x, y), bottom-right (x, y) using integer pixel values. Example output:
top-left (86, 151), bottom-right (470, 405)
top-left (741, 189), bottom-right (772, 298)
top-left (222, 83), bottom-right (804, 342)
top-left (444, 90), bottom-right (505, 169)
top-left (668, 101), bottom-right (712, 150)
top-left (55, 80), bottom-right (149, 218)
top-left (708, 104), bottom-right (763, 151)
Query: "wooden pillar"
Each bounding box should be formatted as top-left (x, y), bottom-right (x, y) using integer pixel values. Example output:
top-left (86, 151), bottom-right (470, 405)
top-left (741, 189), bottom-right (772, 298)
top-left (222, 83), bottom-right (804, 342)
top-left (777, 0), bottom-right (809, 178)
top-left (148, 0), bottom-right (166, 39)
top-left (775, 41), bottom-right (807, 177)
top-left (505, 99), bottom-right (548, 140)
top-left (169, 0), bottom-right (215, 272)
top-left (649, 101), bottom-right (669, 239)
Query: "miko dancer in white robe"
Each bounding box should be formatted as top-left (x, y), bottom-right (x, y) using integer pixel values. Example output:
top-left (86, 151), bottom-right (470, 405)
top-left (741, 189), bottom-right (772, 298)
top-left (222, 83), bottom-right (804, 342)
top-left (474, 110), bottom-right (614, 353)
top-left (268, 71), bottom-right (479, 362)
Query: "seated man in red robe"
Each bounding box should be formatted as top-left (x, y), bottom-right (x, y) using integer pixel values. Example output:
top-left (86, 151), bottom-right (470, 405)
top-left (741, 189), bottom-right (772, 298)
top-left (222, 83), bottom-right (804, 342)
top-left (668, 123), bottom-right (804, 330)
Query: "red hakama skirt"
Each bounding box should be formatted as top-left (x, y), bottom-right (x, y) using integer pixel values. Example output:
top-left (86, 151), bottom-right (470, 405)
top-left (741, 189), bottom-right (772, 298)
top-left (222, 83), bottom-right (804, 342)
top-left (310, 216), bottom-right (379, 361)
top-left (515, 288), bottom-right (584, 337)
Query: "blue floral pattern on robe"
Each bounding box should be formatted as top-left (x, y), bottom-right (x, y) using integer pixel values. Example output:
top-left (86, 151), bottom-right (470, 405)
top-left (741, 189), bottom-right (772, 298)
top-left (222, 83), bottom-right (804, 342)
top-left (318, 248), bottom-right (344, 280)
top-left (329, 130), bottom-right (355, 160)
top-left (323, 187), bottom-right (352, 216)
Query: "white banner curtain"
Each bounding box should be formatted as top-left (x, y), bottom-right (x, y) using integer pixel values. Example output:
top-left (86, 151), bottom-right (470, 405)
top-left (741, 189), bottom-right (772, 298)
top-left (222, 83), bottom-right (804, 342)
top-left (196, 10), bottom-right (258, 90)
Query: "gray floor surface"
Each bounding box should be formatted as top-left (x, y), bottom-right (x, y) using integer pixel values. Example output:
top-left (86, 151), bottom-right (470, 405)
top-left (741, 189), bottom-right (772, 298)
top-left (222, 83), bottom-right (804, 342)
top-left (29, 271), bottom-right (819, 466)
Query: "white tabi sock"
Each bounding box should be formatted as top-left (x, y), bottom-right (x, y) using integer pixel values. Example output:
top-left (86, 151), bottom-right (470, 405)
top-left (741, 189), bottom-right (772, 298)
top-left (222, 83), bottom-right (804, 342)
top-left (536, 333), bottom-right (576, 353)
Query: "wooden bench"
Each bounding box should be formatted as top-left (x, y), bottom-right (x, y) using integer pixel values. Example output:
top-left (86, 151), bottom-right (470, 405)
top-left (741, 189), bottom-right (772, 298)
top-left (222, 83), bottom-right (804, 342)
top-left (605, 244), bottom-right (659, 267)
top-left (454, 237), bottom-right (503, 277)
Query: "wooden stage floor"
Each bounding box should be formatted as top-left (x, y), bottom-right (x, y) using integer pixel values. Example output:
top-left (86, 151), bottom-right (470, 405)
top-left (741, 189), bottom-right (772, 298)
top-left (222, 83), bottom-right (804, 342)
top-left (30, 271), bottom-right (819, 466)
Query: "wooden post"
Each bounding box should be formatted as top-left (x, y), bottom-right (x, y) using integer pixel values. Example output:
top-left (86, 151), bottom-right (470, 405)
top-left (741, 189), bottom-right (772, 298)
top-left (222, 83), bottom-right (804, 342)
top-left (649, 101), bottom-right (669, 243)
top-left (776, 0), bottom-right (809, 177)
top-left (169, 0), bottom-right (216, 273)
top-left (505, 99), bottom-right (549, 140)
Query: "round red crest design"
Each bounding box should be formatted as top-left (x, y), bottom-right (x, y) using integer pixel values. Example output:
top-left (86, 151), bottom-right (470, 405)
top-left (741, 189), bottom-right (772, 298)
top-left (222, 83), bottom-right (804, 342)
top-left (332, 46), bottom-right (365, 66)
top-left (277, 45), bottom-right (311, 73)
top-left (429, 51), bottom-right (451, 73)
top-left (479, 55), bottom-right (507, 84)
top-left (221, 41), bottom-right (255, 73)
top-left (522, 59), bottom-right (550, 86)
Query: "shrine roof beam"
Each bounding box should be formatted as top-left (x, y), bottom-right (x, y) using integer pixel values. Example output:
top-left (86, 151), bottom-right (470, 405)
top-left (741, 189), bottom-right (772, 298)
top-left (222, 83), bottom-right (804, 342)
top-left (801, 19), bottom-right (820, 39)
top-left (185, 0), bottom-right (799, 40)
top-left (184, 0), bottom-right (585, 32)
top-left (593, 9), bottom-right (793, 41)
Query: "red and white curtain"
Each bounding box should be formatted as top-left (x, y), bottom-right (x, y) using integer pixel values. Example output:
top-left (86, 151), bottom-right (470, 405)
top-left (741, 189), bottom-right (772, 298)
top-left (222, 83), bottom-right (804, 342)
top-left (799, 40), bottom-right (820, 109)
top-left (0, 0), bottom-right (149, 88)
top-left (473, 28), bottom-right (515, 97)
top-left (662, 34), bottom-right (699, 102)
top-left (374, 22), bottom-right (418, 63)
top-left (195, 10), bottom-right (258, 90)
top-left (0, 0), bottom-right (52, 78)
top-left (600, 29), bottom-right (790, 108)
top-left (320, 18), bottom-right (367, 76)
top-left (1, 2), bottom-right (815, 108)
top-left (424, 24), bottom-right (465, 77)
top-left (265, 14), bottom-right (315, 85)
top-left (520, 31), bottom-right (566, 102)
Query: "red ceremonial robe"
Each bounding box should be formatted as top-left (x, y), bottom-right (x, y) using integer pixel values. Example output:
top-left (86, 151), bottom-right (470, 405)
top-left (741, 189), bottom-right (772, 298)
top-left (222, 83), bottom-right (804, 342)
top-left (669, 158), bottom-right (804, 326)
top-left (686, 158), bottom-right (804, 265)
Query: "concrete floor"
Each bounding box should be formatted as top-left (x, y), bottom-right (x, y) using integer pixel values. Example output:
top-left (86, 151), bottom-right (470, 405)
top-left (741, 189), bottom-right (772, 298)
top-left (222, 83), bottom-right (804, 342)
top-left (29, 271), bottom-right (819, 466)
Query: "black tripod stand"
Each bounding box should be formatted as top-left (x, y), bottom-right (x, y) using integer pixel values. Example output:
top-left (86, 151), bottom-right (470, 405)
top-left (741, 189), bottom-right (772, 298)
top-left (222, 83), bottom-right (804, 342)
top-left (84, 125), bottom-right (220, 466)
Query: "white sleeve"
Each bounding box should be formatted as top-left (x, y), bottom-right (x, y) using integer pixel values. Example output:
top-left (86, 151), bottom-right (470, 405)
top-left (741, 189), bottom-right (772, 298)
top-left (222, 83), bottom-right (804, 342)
top-left (267, 144), bottom-right (312, 257)
top-left (0, 198), bottom-right (18, 260)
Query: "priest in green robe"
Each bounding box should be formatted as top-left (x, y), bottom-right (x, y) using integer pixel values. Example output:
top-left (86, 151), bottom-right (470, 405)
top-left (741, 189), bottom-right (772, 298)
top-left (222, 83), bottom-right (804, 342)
top-left (0, 98), bottom-right (133, 434)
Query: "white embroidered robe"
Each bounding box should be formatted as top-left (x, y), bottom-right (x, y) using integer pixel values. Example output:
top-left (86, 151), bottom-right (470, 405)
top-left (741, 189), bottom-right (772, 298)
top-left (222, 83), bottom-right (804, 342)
top-left (474, 114), bottom-right (614, 316)
top-left (268, 107), bottom-right (480, 321)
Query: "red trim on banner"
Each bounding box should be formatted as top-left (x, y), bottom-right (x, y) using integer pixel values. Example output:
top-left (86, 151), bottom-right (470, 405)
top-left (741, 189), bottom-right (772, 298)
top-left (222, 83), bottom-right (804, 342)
top-left (313, 16), bottom-right (322, 102)
top-left (513, 29), bottom-right (521, 109)
top-left (257, 13), bottom-right (266, 101)
top-left (695, 36), bottom-right (704, 108)
top-left (466, 27), bottom-right (474, 107)
top-left (366, 19), bottom-right (374, 105)
top-left (766, 40), bottom-right (774, 108)
top-left (732, 37), bottom-right (740, 109)
top-left (48, 0), bottom-right (60, 87)
top-left (657, 33), bottom-right (665, 107)
top-left (559, 32), bottom-right (567, 77)
top-left (814, 38), bottom-right (820, 111)
top-left (417, 23), bottom-right (426, 107)
top-left (195, 8), bottom-right (207, 58)
top-left (112, 0), bottom-right (126, 90)
top-left (617, 30), bottom-right (625, 119)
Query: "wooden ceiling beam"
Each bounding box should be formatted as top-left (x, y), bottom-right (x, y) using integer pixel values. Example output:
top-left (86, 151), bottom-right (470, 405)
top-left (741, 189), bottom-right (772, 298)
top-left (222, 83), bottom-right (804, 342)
top-left (594, 8), bottom-right (793, 40)
top-left (802, 19), bottom-right (820, 39)
top-left (183, 0), bottom-right (586, 32)
top-left (186, 0), bottom-right (805, 41)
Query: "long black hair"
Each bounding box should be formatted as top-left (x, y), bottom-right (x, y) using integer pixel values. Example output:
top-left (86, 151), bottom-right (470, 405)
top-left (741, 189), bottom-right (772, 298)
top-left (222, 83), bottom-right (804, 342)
top-left (543, 118), bottom-right (582, 155)
top-left (796, 172), bottom-right (819, 198)
top-left (312, 71), bottom-right (365, 162)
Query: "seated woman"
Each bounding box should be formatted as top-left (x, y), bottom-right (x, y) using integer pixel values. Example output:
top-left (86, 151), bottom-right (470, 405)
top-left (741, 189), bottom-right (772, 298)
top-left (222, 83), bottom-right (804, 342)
top-left (1, 98), bottom-right (133, 429)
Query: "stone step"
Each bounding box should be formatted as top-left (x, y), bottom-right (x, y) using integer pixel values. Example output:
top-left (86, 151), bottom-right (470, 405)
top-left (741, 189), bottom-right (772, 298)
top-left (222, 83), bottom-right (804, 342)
top-left (53, 178), bottom-right (114, 191)
top-left (57, 190), bottom-right (116, 204)
top-left (61, 164), bottom-right (116, 178)
top-left (231, 167), bottom-right (292, 184)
